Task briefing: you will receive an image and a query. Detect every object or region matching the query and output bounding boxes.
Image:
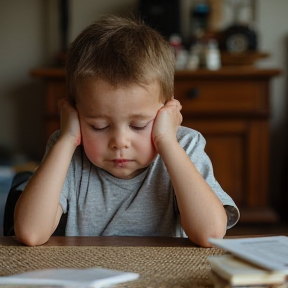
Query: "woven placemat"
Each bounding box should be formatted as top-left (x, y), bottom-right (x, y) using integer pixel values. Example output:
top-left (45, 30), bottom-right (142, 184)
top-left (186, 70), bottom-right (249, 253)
top-left (0, 246), bottom-right (225, 288)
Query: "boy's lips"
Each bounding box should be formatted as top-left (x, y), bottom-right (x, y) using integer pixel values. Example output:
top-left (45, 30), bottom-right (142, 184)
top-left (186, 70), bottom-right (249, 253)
top-left (114, 159), bottom-right (128, 164)
top-left (113, 159), bottom-right (132, 167)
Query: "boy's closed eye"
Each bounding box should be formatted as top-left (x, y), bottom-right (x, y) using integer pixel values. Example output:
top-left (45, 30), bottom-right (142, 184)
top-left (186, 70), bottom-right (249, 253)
top-left (90, 122), bottom-right (151, 132)
top-left (130, 124), bottom-right (147, 131)
top-left (130, 119), bottom-right (156, 131)
top-left (91, 125), bottom-right (109, 131)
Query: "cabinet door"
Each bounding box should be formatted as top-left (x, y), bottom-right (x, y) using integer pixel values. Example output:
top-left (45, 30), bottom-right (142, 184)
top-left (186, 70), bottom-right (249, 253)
top-left (183, 117), bottom-right (271, 217)
top-left (182, 119), bottom-right (247, 206)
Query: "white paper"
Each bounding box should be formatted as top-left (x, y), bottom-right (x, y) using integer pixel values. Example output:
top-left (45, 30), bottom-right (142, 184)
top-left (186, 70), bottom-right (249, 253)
top-left (209, 235), bottom-right (288, 272)
top-left (0, 267), bottom-right (139, 287)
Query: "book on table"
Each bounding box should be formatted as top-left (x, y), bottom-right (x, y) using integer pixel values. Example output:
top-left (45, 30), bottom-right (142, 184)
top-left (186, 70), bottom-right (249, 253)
top-left (207, 235), bottom-right (288, 286)
top-left (0, 267), bottom-right (139, 287)
top-left (207, 254), bottom-right (287, 286)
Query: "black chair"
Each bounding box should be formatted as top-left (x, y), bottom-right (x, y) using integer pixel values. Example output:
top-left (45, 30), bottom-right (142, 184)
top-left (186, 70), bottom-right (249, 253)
top-left (3, 171), bottom-right (67, 236)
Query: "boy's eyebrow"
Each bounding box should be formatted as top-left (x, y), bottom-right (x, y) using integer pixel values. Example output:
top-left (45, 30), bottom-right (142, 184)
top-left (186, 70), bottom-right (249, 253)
top-left (84, 113), bottom-right (155, 120)
top-left (128, 113), bottom-right (155, 120)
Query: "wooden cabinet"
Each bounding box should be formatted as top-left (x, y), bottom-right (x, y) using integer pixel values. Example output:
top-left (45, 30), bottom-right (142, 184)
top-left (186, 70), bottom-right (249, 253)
top-left (31, 67), bottom-right (280, 223)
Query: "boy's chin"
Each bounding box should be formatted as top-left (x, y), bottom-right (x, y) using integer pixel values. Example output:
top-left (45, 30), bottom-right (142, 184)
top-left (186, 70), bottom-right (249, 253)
top-left (105, 167), bottom-right (148, 180)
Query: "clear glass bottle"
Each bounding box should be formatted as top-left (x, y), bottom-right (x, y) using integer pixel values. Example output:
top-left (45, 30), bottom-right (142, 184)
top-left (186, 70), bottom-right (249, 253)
top-left (205, 39), bottom-right (221, 70)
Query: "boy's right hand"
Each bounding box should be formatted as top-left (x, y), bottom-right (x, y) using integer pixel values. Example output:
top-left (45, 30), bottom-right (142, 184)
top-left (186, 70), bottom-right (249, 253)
top-left (58, 99), bottom-right (81, 147)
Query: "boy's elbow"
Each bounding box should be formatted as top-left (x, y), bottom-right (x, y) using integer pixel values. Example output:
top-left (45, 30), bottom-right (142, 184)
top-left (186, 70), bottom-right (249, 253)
top-left (15, 227), bottom-right (49, 246)
top-left (196, 212), bottom-right (228, 247)
top-left (186, 223), bottom-right (226, 248)
top-left (193, 230), bottom-right (226, 248)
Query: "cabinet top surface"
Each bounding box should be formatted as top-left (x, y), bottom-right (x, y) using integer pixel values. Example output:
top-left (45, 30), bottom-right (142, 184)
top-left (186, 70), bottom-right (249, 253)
top-left (31, 67), bottom-right (281, 79)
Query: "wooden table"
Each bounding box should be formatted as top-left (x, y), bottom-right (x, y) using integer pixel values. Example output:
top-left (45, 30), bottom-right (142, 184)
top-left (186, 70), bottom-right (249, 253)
top-left (0, 236), bottom-right (197, 247)
top-left (2, 235), bottom-right (287, 287)
top-left (0, 236), bottom-right (224, 287)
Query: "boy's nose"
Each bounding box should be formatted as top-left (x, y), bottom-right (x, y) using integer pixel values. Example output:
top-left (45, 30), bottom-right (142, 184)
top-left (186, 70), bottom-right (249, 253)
top-left (109, 130), bottom-right (131, 150)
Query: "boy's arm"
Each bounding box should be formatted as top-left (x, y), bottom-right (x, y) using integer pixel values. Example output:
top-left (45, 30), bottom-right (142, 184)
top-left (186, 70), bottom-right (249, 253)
top-left (153, 100), bottom-right (227, 247)
top-left (14, 100), bottom-right (80, 246)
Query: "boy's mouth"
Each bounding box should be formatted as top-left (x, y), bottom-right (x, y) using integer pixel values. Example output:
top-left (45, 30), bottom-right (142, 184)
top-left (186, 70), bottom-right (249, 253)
top-left (114, 159), bottom-right (129, 167)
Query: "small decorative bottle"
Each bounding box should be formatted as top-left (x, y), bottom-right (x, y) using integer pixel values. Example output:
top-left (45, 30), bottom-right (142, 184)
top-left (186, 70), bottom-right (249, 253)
top-left (205, 39), bottom-right (221, 70)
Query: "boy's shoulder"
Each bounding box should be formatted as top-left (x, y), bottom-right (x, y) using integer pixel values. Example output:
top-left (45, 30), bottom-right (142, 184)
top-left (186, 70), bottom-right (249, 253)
top-left (177, 126), bottom-right (203, 141)
top-left (176, 126), bottom-right (207, 151)
top-left (177, 125), bottom-right (198, 135)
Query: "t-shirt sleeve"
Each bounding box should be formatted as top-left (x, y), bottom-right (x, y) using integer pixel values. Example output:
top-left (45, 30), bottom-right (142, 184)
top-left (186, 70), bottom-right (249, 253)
top-left (178, 127), bottom-right (240, 229)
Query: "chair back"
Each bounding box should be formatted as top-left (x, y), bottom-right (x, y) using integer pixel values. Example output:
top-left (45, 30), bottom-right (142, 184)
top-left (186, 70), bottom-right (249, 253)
top-left (4, 171), bottom-right (67, 236)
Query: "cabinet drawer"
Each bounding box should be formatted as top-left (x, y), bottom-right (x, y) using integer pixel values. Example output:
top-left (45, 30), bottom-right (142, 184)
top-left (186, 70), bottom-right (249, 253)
top-left (174, 79), bottom-right (268, 116)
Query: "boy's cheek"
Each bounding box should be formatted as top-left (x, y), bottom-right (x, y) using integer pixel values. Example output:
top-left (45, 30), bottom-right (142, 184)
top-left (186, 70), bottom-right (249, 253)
top-left (145, 121), bottom-right (154, 137)
top-left (82, 139), bottom-right (103, 162)
top-left (146, 122), bottom-right (157, 148)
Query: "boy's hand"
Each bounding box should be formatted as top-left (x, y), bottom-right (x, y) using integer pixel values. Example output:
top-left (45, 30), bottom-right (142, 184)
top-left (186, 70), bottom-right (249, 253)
top-left (58, 99), bottom-right (81, 147)
top-left (152, 99), bottom-right (183, 150)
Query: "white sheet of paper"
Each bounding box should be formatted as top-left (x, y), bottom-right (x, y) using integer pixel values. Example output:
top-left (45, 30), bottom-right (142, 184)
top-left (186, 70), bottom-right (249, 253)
top-left (209, 235), bottom-right (288, 272)
top-left (0, 267), bottom-right (139, 287)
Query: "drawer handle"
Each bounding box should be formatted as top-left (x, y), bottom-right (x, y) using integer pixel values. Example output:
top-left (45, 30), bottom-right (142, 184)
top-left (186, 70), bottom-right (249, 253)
top-left (186, 88), bottom-right (199, 99)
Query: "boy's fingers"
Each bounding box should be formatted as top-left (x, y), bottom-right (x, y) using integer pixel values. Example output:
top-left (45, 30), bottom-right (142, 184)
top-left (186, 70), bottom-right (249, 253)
top-left (58, 98), bottom-right (75, 112)
top-left (58, 98), bottom-right (67, 110)
top-left (166, 99), bottom-right (182, 109)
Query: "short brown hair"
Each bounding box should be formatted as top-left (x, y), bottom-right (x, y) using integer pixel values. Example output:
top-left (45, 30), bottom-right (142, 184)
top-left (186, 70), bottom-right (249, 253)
top-left (66, 14), bottom-right (175, 104)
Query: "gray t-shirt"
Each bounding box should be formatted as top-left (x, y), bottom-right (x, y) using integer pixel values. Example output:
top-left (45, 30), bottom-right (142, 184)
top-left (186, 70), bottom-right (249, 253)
top-left (46, 126), bottom-right (239, 237)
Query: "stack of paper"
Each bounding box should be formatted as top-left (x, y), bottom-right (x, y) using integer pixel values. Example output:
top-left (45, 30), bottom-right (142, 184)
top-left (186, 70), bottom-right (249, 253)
top-left (208, 235), bottom-right (288, 287)
top-left (0, 267), bottom-right (139, 287)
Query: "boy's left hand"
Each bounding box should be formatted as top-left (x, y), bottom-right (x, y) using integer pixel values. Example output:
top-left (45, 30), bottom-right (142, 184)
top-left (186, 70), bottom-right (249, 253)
top-left (152, 99), bottom-right (183, 150)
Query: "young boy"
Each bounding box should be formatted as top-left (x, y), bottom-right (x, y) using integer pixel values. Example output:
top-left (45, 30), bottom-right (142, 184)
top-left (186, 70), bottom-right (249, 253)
top-left (14, 15), bottom-right (239, 247)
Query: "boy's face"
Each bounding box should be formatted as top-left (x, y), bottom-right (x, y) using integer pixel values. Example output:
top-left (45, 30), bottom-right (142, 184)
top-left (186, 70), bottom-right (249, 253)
top-left (76, 79), bottom-right (164, 179)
